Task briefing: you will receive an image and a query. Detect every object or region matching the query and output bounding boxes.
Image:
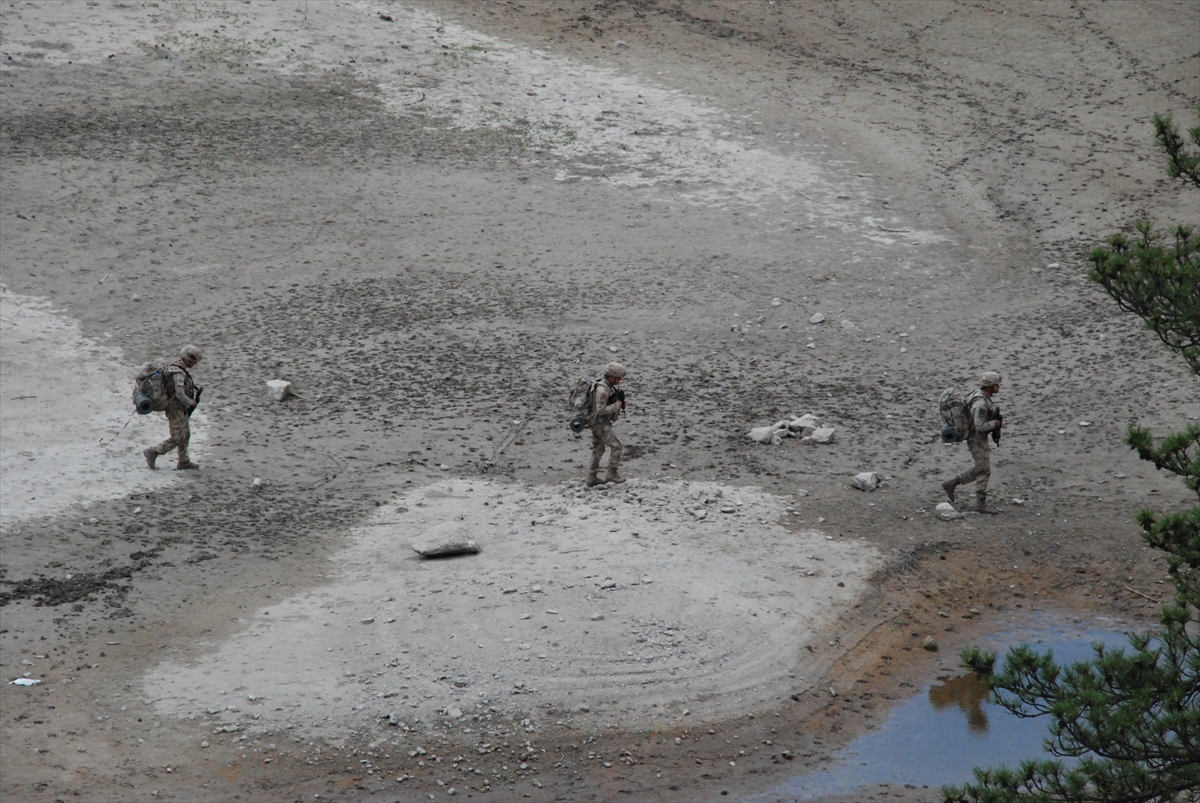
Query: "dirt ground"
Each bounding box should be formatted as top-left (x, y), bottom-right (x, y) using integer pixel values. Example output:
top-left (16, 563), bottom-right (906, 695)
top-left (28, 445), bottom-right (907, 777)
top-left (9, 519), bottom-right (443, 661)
top-left (1, 1), bottom-right (1197, 802)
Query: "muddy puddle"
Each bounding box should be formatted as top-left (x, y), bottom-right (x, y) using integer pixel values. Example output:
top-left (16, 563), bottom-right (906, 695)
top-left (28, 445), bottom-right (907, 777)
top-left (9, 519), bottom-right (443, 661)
top-left (756, 614), bottom-right (1134, 800)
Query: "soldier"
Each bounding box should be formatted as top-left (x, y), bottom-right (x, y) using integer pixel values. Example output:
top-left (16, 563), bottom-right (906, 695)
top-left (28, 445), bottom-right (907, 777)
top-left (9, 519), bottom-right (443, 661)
top-left (143, 345), bottom-right (203, 470)
top-left (942, 371), bottom-right (1003, 514)
top-left (587, 362), bottom-right (627, 487)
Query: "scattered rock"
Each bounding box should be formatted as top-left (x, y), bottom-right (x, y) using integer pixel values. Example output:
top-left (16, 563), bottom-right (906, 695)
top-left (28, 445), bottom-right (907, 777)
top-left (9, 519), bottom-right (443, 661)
top-left (850, 472), bottom-right (880, 491)
top-left (411, 522), bottom-right (480, 558)
top-left (923, 637), bottom-right (939, 651)
top-left (360, 617), bottom-right (375, 625)
top-left (265, 379), bottom-right (293, 401)
top-left (936, 502), bottom-right (964, 520)
top-left (810, 427), bottom-right (836, 444)
top-left (809, 313), bottom-right (825, 324)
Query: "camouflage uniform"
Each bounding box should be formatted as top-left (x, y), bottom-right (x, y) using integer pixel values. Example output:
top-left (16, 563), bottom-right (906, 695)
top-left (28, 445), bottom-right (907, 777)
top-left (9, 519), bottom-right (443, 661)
top-left (151, 366), bottom-right (197, 464)
top-left (145, 346), bottom-right (201, 470)
top-left (587, 362), bottom-right (626, 485)
top-left (589, 382), bottom-right (624, 477)
top-left (943, 371), bottom-right (1002, 513)
top-left (957, 389), bottom-right (998, 493)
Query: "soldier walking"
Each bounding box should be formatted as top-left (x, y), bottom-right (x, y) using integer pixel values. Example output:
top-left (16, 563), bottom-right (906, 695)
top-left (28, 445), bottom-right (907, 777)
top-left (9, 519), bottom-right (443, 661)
top-left (942, 371), bottom-right (1003, 514)
top-left (143, 345), bottom-right (203, 470)
top-left (587, 362), bottom-right (627, 487)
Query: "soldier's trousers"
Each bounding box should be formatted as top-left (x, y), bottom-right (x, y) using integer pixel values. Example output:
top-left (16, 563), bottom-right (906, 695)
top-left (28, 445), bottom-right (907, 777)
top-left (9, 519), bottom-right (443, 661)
top-left (956, 438), bottom-right (991, 494)
top-left (153, 402), bottom-right (191, 464)
top-left (589, 422), bottom-right (622, 475)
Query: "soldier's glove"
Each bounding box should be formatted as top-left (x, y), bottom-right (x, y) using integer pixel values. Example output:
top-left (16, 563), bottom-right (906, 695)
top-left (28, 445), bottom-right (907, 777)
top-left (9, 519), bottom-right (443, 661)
top-left (991, 409), bottom-right (1002, 445)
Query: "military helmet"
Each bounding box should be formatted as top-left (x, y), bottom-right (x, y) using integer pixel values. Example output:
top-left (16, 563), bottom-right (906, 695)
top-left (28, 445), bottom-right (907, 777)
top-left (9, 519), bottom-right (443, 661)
top-left (181, 345), bottom-right (203, 364)
top-left (980, 371), bottom-right (1001, 388)
top-left (604, 362), bottom-right (626, 379)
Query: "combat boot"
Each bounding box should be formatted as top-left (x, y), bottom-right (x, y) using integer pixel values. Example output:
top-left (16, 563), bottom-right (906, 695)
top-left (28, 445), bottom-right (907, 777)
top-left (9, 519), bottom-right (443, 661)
top-left (586, 473), bottom-right (604, 487)
top-left (605, 470), bottom-right (626, 485)
top-left (176, 461), bottom-right (200, 471)
top-left (144, 448), bottom-right (158, 470)
top-left (973, 492), bottom-right (999, 515)
top-left (941, 478), bottom-right (958, 502)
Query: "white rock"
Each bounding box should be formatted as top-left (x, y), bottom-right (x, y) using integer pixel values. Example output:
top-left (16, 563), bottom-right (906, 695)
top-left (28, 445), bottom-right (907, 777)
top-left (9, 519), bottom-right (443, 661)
top-left (850, 472), bottom-right (880, 491)
top-left (796, 489), bottom-right (809, 497)
top-left (810, 427), bottom-right (837, 444)
top-left (265, 379), bottom-right (293, 401)
top-left (748, 423), bottom-right (788, 444)
top-left (840, 319), bottom-right (855, 330)
top-left (1079, 421), bottom-right (1091, 427)
top-left (809, 313), bottom-right (825, 324)
top-left (411, 522), bottom-right (480, 558)
top-left (790, 413), bottom-right (820, 429)
top-left (445, 704), bottom-right (462, 718)
top-left (771, 298), bottom-right (782, 307)
top-left (936, 502), bottom-right (964, 520)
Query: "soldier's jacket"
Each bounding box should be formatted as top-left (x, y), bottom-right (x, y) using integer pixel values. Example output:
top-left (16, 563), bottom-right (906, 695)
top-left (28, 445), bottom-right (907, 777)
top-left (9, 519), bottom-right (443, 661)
top-left (591, 380), bottom-right (623, 425)
top-left (967, 390), bottom-right (999, 442)
top-left (167, 362), bottom-right (198, 408)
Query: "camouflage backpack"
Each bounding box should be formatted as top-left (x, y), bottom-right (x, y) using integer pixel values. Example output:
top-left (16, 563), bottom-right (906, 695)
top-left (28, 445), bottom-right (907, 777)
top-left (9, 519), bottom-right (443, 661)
top-left (938, 387), bottom-right (983, 442)
top-left (567, 377), bottom-right (600, 433)
top-left (132, 362), bottom-right (177, 414)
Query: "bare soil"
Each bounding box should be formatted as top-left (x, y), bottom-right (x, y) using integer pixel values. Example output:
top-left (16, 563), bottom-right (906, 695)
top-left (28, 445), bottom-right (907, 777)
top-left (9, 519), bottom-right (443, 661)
top-left (1, 2), bottom-right (1197, 802)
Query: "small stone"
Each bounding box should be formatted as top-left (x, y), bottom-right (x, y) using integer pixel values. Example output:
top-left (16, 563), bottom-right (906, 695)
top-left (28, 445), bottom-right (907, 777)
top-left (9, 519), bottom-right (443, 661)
top-left (589, 614), bottom-right (605, 621)
top-left (923, 637), bottom-right (939, 651)
top-left (850, 472), bottom-right (880, 492)
top-left (412, 522), bottom-right (479, 558)
top-left (600, 580), bottom-right (616, 589)
top-left (936, 502), bottom-right (964, 520)
top-left (265, 379), bottom-right (293, 401)
top-left (796, 489), bottom-right (809, 497)
top-left (771, 298), bottom-right (782, 306)
top-left (578, 704), bottom-right (590, 712)
top-left (810, 427), bottom-right (836, 444)
top-left (200, 741), bottom-right (209, 748)
top-left (840, 319), bottom-right (855, 330)
top-left (719, 506), bottom-right (736, 513)
top-left (360, 617), bottom-right (375, 625)
top-left (809, 313), bottom-right (825, 324)
top-left (445, 705), bottom-right (462, 718)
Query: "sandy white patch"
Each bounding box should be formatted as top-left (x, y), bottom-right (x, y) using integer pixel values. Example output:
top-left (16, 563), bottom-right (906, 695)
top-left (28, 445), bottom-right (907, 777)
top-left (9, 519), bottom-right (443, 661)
top-left (144, 478), bottom-right (880, 743)
top-left (0, 0), bottom-right (944, 242)
top-left (0, 289), bottom-right (207, 522)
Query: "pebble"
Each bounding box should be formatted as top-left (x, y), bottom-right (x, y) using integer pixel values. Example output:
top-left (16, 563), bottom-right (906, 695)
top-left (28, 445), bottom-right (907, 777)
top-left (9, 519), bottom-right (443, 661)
top-left (810, 313), bottom-right (825, 323)
top-left (200, 741), bottom-right (209, 749)
top-left (600, 580), bottom-right (617, 589)
top-left (360, 617), bottom-right (375, 625)
top-left (589, 614), bottom-right (605, 621)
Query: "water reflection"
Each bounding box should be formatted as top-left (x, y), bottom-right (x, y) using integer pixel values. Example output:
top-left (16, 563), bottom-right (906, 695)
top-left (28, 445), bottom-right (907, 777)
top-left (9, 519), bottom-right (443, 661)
top-left (928, 671), bottom-right (990, 733)
top-left (752, 619), bottom-right (1129, 801)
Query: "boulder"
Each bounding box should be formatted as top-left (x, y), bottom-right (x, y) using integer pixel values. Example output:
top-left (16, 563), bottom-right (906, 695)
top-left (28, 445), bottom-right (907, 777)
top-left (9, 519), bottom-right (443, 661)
top-left (936, 502), bottom-right (964, 520)
top-left (788, 413), bottom-right (820, 434)
top-left (810, 427), bottom-right (837, 444)
top-left (748, 421), bottom-right (789, 444)
top-left (266, 379), bottom-right (293, 401)
top-left (850, 472), bottom-right (880, 491)
top-left (412, 522), bottom-right (480, 558)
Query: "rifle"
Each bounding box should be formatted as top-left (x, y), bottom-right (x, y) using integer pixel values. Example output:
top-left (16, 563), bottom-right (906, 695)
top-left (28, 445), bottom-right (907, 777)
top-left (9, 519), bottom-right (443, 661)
top-left (187, 386), bottom-right (203, 418)
top-left (991, 408), bottom-right (1002, 445)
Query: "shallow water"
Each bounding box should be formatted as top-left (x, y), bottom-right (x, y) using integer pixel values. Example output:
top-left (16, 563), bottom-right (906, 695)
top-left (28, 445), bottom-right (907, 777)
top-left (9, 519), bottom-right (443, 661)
top-left (756, 614), bottom-right (1134, 800)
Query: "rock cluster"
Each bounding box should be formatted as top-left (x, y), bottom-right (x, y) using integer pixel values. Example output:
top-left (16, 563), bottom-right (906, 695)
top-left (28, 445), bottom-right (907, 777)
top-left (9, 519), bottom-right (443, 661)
top-left (747, 413), bottom-right (835, 446)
